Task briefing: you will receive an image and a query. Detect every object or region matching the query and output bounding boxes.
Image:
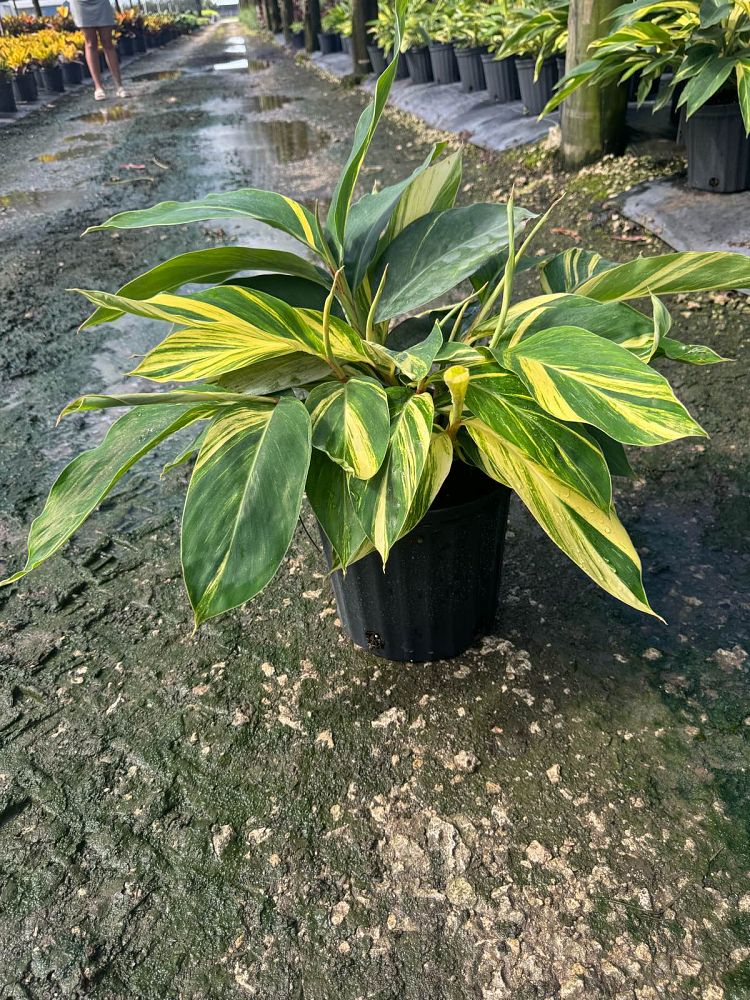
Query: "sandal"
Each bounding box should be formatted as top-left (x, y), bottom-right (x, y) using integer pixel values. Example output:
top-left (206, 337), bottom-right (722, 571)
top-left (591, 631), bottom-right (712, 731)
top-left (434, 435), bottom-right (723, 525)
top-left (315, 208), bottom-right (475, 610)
top-left (94, 88), bottom-right (106, 101)
top-left (115, 87), bottom-right (129, 99)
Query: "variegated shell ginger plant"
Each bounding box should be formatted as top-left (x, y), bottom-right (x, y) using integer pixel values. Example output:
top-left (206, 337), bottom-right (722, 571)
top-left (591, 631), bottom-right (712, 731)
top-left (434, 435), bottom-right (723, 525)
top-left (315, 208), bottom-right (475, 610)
top-left (2, 1), bottom-right (749, 628)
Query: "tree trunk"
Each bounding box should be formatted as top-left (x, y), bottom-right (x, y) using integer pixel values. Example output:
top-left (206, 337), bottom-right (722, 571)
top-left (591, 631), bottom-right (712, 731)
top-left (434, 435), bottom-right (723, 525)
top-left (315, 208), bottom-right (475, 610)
top-left (31, 0), bottom-right (43, 18)
top-left (279, 0), bottom-right (293, 41)
top-left (350, 0), bottom-right (377, 75)
top-left (267, 0), bottom-right (281, 33)
top-left (561, 0), bottom-right (627, 168)
top-left (303, 0), bottom-right (321, 52)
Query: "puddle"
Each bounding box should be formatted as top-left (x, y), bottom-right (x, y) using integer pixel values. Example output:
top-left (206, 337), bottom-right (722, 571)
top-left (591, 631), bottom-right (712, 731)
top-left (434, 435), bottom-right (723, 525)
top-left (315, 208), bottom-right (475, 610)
top-left (0, 189), bottom-right (79, 213)
top-left (71, 104), bottom-right (134, 124)
top-left (131, 69), bottom-right (184, 82)
top-left (203, 119), bottom-right (328, 167)
top-left (37, 146), bottom-right (92, 163)
top-left (64, 131), bottom-right (107, 143)
top-left (211, 57), bottom-right (269, 72)
top-left (246, 94), bottom-right (294, 111)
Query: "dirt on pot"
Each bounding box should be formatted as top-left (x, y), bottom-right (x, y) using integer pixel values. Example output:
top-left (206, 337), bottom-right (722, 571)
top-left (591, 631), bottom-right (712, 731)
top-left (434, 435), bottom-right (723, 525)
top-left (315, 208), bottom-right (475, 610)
top-left (0, 18), bottom-right (749, 1000)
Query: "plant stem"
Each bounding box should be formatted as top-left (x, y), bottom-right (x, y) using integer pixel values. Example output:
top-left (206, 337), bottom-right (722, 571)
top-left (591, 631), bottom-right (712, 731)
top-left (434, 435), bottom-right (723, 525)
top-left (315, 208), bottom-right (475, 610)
top-left (489, 192), bottom-right (517, 350)
top-left (365, 265), bottom-right (389, 342)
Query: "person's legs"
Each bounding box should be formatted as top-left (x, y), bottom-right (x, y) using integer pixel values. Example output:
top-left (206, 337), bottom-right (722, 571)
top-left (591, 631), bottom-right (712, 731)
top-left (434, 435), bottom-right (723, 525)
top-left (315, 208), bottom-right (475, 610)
top-left (82, 26), bottom-right (104, 93)
top-left (98, 27), bottom-right (124, 90)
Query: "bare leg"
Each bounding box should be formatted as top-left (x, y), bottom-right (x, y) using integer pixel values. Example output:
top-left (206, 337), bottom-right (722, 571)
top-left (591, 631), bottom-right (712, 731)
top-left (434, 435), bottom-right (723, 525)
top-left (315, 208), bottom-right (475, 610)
top-left (82, 26), bottom-right (104, 92)
top-left (99, 27), bottom-right (123, 89)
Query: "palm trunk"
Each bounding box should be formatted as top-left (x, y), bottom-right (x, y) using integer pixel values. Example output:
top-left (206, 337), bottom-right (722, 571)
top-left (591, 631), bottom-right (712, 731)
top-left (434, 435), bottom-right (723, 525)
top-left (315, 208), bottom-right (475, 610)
top-left (267, 0), bottom-right (281, 33)
top-left (31, 0), bottom-right (43, 18)
top-left (350, 0), bottom-right (377, 75)
top-left (280, 0), bottom-right (293, 42)
top-left (561, 0), bottom-right (627, 168)
top-left (303, 0), bottom-right (321, 51)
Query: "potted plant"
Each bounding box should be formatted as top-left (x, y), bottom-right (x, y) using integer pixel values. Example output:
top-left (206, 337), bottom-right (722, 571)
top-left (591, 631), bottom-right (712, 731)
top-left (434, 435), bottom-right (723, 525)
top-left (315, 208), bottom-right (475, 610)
top-left (426, 0), bottom-right (461, 85)
top-left (367, 0), bottom-right (409, 78)
top-left (4, 0), bottom-right (750, 662)
top-left (61, 33), bottom-right (84, 85)
top-left (319, 4), bottom-right (345, 54)
top-left (499, 0), bottom-right (567, 114)
top-left (451, 0), bottom-right (491, 93)
top-left (35, 34), bottom-right (66, 92)
top-left (478, 0), bottom-right (521, 102)
top-left (0, 56), bottom-right (17, 113)
top-left (0, 36), bottom-right (37, 102)
top-left (401, 0), bottom-right (432, 83)
top-left (545, 0), bottom-right (750, 192)
top-left (290, 20), bottom-right (306, 49)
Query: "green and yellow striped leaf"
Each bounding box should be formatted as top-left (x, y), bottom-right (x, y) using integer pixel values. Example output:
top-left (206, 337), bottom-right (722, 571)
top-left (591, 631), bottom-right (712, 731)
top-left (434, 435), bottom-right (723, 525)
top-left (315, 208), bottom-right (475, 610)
top-left (365, 322), bottom-right (444, 382)
top-left (216, 353), bottom-right (334, 395)
top-left (80, 247), bottom-right (330, 330)
top-left (1, 403), bottom-right (212, 588)
top-left (348, 390), bottom-right (434, 563)
top-left (464, 417), bottom-right (658, 617)
top-left (59, 388), bottom-right (248, 418)
top-left (573, 251), bottom-right (750, 301)
top-left (656, 337), bottom-right (727, 365)
top-left (501, 325), bottom-right (706, 446)
top-left (384, 150), bottom-right (462, 244)
top-left (182, 398), bottom-right (311, 626)
top-left (465, 369), bottom-right (612, 510)
top-left (84, 188), bottom-right (328, 257)
top-left (484, 292), bottom-right (663, 361)
top-left (540, 248), bottom-right (615, 293)
top-left (306, 376), bottom-right (390, 480)
top-left (306, 450), bottom-right (367, 569)
top-left (75, 286), bottom-right (368, 383)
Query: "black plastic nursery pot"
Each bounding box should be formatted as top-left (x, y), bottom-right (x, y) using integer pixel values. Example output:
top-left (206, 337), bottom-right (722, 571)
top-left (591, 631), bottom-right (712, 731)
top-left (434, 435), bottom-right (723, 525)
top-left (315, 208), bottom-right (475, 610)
top-left (555, 54), bottom-right (565, 80)
top-left (62, 60), bottom-right (83, 86)
top-left (429, 41), bottom-right (459, 85)
top-left (42, 65), bottom-right (65, 93)
top-left (322, 466), bottom-right (512, 662)
top-left (386, 50), bottom-right (410, 79)
top-left (685, 102), bottom-right (750, 193)
top-left (515, 56), bottom-right (556, 115)
top-left (367, 43), bottom-right (387, 76)
top-left (455, 45), bottom-right (486, 93)
top-left (15, 70), bottom-right (38, 102)
top-left (481, 53), bottom-right (520, 102)
top-left (0, 76), bottom-right (17, 113)
top-left (317, 31), bottom-right (342, 55)
top-left (290, 30), bottom-right (305, 49)
top-left (404, 45), bottom-right (433, 84)
top-left (135, 30), bottom-right (148, 54)
top-left (341, 34), bottom-right (352, 55)
top-left (119, 34), bottom-right (135, 57)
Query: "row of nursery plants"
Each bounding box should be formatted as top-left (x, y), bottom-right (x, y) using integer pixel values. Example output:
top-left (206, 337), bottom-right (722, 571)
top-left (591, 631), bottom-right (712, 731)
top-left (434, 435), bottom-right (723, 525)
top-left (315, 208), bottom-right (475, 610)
top-left (317, 0), bottom-right (749, 191)
top-left (0, 10), bottom-right (208, 112)
top-left (4, 0), bottom-right (750, 662)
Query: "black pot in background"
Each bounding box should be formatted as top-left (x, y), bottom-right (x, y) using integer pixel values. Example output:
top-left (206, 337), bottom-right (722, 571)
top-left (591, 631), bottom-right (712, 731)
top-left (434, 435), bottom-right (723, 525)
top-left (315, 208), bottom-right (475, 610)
top-left (290, 29), bottom-right (305, 49)
top-left (42, 65), bottom-right (65, 93)
top-left (15, 70), bottom-right (38, 102)
top-left (516, 56), bottom-right (557, 115)
top-left (386, 49), bottom-right (410, 79)
top-left (404, 45), bottom-right (433, 84)
top-left (555, 54), bottom-right (566, 80)
top-left (341, 34), bottom-right (352, 55)
top-left (323, 466), bottom-right (511, 662)
top-left (119, 34), bottom-right (135, 57)
top-left (135, 30), bottom-right (148, 54)
top-left (62, 60), bottom-right (83, 86)
top-left (481, 53), bottom-right (520, 102)
top-left (317, 31), bottom-right (342, 54)
top-left (33, 67), bottom-right (46, 92)
top-left (0, 76), bottom-right (17, 113)
top-left (686, 103), bottom-right (750, 193)
top-left (455, 45), bottom-right (486, 93)
top-left (367, 43), bottom-right (387, 76)
top-left (429, 41), bottom-right (459, 85)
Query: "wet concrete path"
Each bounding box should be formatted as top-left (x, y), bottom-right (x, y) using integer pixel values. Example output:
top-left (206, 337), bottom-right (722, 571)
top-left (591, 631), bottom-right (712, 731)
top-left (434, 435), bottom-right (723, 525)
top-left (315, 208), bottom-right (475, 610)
top-left (1, 19), bottom-right (750, 1000)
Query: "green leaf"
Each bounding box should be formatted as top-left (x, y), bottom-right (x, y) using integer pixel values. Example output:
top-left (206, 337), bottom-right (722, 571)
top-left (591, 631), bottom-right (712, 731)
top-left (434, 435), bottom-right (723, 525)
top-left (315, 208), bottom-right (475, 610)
top-left (306, 376), bottom-right (390, 479)
top-left (500, 325), bottom-right (706, 446)
top-left (75, 286), bottom-right (368, 382)
top-left (465, 369), bottom-right (612, 510)
top-left (1, 404), bottom-right (211, 588)
top-left (365, 322), bottom-right (444, 381)
top-left (325, 0), bottom-right (407, 252)
top-left (435, 341), bottom-right (485, 364)
top-left (343, 145), bottom-right (446, 290)
top-left (464, 417), bottom-right (658, 617)
top-left (59, 388), bottom-right (246, 418)
top-left (306, 450), bottom-right (366, 569)
top-left (84, 188), bottom-right (328, 256)
top-left (383, 149), bottom-right (462, 244)
top-left (182, 399), bottom-right (311, 625)
top-left (585, 426), bottom-right (634, 477)
top-left (374, 203), bottom-right (536, 322)
top-left (216, 353), bottom-right (333, 395)
top-left (162, 429), bottom-right (206, 477)
top-left (540, 248), bottom-right (616, 293)
top-left (678, 55), bottom-right (735, 119)
top-left (574, 252), bottom-right (750, 301)
top-left (80, 247), bottom-right (330, 330)
top-left (223, 275), bottom-right (342, 313)
top-left (349, 390), bottom-right (434, 563)
top-left (735, 58), bottom-right (750, 134)
top-left (656, 337), bottom-right (728, 365)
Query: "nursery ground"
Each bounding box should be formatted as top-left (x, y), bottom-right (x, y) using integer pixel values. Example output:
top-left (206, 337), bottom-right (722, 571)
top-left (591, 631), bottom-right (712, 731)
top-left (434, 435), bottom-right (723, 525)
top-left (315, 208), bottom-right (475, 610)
top-left (1, 18), bottom-right (750, 1000)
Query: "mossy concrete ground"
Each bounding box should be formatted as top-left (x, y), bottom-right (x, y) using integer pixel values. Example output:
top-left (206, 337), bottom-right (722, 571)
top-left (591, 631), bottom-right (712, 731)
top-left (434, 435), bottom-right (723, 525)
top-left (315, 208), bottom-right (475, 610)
top-left (0, 19), bottom-right (749, 1000)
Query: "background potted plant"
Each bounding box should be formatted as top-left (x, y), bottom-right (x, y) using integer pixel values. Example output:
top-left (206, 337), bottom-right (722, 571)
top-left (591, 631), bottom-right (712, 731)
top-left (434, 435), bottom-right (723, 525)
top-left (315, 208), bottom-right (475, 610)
top-left (0, 55), bottom-right (17, 113)
top-left (0, 38), bottom-right (36, 103)
top-left (4, 0), bottom-right (750, 662)
top-left (479, 1), bottom-right (521, 102)
top-left (368, 0), bottom-right (409, 78)
top-left (289, 19), bottom-right (306, 49)
top-left (451, 0), bottom-right (490, 93)
top-left (499, 0), bottom-right (567, 113)
top-left (426, 0), bottom-right (461, 85)
top-left (546, 0), bottom-right (750, 192)
top-left (319, 4), bottom-right (346, 54)
top-left (401, 0), bottom-right (433, 83)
